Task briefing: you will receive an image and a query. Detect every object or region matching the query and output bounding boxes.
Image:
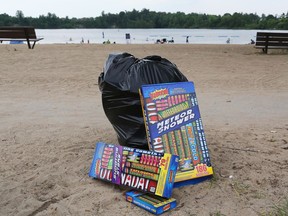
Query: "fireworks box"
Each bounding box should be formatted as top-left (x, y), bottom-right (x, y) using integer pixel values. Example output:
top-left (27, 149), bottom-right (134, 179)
top-left (139, 81), bottom-right (213, 187)
top-left (126, 190), bottom-right (177, 215)
top-left (89, 142), bottom-right (179, 198)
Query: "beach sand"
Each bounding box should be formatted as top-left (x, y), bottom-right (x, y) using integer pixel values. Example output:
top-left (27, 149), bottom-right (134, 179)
top-left (0, 43), bottom-right (287, 216)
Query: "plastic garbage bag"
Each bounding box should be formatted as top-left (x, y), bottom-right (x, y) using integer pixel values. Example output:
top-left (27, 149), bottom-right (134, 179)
top-left (98, 53), bottom-right (188, 149)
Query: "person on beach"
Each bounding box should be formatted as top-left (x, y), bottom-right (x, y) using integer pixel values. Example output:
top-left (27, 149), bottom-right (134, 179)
top-left (186, 36), bottom-right (189, 43)
top-left (168, 37), bottom-right (174, 43)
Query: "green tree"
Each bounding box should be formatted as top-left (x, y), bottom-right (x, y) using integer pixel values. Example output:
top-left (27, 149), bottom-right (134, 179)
top-left (0, 9), bottom-right (287, 29)
top-left (15, 10), bottom-right (29, 26)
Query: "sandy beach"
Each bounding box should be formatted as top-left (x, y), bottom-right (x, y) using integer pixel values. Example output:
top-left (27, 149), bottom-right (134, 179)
top-left (0, 43), bottom-right (287, 216)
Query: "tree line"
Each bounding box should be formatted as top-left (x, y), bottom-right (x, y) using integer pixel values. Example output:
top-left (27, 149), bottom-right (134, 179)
top-left (0, 9), bottom-right (288, 29)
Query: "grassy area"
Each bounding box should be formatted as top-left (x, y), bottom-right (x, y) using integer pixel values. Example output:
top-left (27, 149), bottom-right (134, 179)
top-left (261, 198), bottom-right (288, 216)
top-left (270, 198), bottom-right (288, 216)
top-left (210, 211), bottom-right (226, 216)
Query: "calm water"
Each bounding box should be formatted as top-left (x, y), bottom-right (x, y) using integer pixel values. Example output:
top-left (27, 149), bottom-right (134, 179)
top-left (32, 28), bottom-right (288, 45)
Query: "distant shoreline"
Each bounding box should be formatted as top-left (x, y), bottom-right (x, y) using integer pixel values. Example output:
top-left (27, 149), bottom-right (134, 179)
top-left (29, 28), bottom-right (288, 45)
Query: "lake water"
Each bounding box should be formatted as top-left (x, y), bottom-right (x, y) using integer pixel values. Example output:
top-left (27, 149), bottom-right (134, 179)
top-left (29, 28), bottom-right (288, 45)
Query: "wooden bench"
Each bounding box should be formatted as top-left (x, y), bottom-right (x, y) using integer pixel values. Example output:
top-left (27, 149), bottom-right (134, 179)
top-left (255, 32), bottom-right (288, 54)
top-left (0, 26), bottom-right (43, 49)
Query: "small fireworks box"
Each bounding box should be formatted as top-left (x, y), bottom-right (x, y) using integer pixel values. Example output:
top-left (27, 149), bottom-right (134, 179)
top-left (139, 81), bottom-right (213, 187)
top-left (89, 142), bottom-right (179, 198)
top-left (126, 190), bottom-right (177, 215)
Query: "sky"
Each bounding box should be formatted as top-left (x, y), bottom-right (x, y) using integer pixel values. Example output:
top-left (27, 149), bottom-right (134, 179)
top-left (1, 0), bottom-right (287, 18)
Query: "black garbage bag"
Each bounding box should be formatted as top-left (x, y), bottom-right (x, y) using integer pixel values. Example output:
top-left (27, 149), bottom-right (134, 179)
top-left (98, 53), bottom-right (188, 149)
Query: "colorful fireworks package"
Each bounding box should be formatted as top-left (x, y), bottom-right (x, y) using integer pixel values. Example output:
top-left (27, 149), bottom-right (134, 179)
top-left (126, 190), bottom-right (177, 215)
top-left (89, 142), bottom-right (179, 198)
top-left (139, 81), bottom-right (213, 187)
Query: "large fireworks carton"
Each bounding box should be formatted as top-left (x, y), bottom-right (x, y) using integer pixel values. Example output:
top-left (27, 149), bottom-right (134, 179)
top-left (126, 190), bottom-right (177, 215)
top-left (139, 81), bottom-right (213, 187)
top-left (89, 142), bottom-right (179, 198)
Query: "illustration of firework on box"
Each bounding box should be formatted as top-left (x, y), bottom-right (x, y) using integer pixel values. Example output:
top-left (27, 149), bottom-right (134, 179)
top-left (126, 190), bottom-right (177, 215)
top-left (89, 142), bottom-right (179, 198)
top-left (139, 81), bottom-right (213, 186)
